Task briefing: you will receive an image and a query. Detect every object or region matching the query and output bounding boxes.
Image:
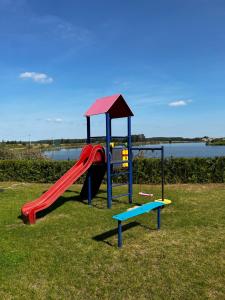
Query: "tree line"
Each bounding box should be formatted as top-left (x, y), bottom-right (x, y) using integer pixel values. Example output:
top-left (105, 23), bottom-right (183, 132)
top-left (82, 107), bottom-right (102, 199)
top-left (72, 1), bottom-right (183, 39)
top-left (1, 135), bottom-right (204, 145)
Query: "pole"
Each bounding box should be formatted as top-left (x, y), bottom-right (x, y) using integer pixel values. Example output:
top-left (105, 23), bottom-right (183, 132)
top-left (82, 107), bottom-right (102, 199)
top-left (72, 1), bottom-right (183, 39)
top-left (86, 117), bottom-right (92, 205)
top-left (161, 146), bottom-right (164, 201)
top-left (127, 116), bottom-right (132, 204)
top-left (118, 221), bottom-right (122, 248)
top-left (86, 117), bottom-right (91, 144)
top-left (157, 207), bottom-right (161, 229)
top-left (106, 113), bottom-right (112, 208)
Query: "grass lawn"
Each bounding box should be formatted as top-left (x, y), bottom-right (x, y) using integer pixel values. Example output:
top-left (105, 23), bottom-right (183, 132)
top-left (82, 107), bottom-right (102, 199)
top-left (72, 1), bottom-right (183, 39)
top-left (0, 182), bottom-right (225, 299)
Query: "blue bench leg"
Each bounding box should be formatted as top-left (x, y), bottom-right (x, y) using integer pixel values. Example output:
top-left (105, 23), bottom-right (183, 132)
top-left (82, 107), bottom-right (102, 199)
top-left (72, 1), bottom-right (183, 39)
top-left (118, 221), bottom-right (122, 248)
top-left (157, 207), bottom-right (161, 229)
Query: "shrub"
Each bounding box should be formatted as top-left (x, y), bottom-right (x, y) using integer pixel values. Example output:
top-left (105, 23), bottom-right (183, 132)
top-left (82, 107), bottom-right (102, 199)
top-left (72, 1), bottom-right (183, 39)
top-left (0, 157), bottom-right (225, 184)
top-left (0, 147), bottom-right (45, 160)
top-left (0, 160), bottom-right (74, 183)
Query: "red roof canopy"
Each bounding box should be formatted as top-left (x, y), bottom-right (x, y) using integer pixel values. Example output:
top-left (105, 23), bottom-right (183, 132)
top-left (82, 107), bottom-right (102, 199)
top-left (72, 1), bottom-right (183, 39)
top-left (85, 94), bottom-right (134, 119)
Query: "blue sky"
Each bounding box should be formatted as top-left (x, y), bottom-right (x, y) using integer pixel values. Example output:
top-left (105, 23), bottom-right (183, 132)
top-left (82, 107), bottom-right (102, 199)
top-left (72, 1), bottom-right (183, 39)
top-left (0, 0), bottom-right (225, 140)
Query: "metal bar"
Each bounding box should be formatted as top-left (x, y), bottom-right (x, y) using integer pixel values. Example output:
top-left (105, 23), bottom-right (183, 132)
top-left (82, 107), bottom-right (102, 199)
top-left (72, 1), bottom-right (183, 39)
top-left (109, 117), bottom-right (113, 185)
top-left (111, 160), bottom-right (128, 165)
top-left (157, 207), bottom-right (161, 229)
top-left (112, 183), bottom-right (128, 188)
top-left (86, 116), bottom-right (91, 144)
top-left (109, 117), bottom-right (112, 138)
top-left (128, 116), bottom-right (133, 204)
top-left (112, 193), bottom-right (130, 199)
top-left (106, 113), bottom-right (112, 208)
top-left (111, 171), bottom-right (129, 177)
top-left (89, 136), bottom-right (105, 139)
top-left (131, 147), bottom-right (163, 151)
top-left (161, 146), bottom-right (164, 201)
top-left (118, 221), bottom-right (122, 248)
top-left (111, 136), bottom-right (127, 139)
top-left (86, 116), bottom-right (92, 205)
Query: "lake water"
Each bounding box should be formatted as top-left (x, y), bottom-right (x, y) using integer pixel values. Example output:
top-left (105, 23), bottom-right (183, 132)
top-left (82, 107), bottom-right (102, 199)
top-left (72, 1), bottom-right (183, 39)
top-left (43, 142), bottom-right (225, 160)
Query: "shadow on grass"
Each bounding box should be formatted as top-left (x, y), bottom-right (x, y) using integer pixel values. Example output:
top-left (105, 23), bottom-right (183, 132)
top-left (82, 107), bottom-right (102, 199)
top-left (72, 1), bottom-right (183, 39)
top-left (19, 188), bottom-right (112, 222)
top-left (19, 192), bottom-right (86, 222)
top-left (19, 188), bottom-right (143, 223)
top-left (57, 195), bottom-right (138, 210)
top-left (92, 221), bottom-right (141, 247)
top-left (36, 194), bottom-right (84, 220)
top-left (42, 188), bottom-right (107, 196)
top-left (56, 189), bottom-right (141, 210)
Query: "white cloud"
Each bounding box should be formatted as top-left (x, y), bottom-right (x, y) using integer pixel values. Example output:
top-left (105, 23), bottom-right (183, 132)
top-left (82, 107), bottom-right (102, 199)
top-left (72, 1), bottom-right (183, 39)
top-left (54, 118), bottom-right (63, 123)
top-left (169, 99), bottom-right (192, 107)
top-left (46, 118), bottom-right (63, 123)
top-left (19, 72), bottom-right (53, 84)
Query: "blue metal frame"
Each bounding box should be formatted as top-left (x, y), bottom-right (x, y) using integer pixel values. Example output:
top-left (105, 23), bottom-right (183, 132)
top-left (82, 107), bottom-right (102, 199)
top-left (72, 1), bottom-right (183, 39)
top-left (86, 117), bottom-right (92, 206)
top-left (127, 116), bottom-right (132, 204)
top-left (105, 114), bottom-right (133, 208)
top-left (86, 114), bottom-right (164, 210)
top-left (161, 146), bottom-right (164, 201)
top-left (86, 113), bottom-right (133, 209)
top-left (86, 116), bottom-right (90, 144)
top-left (131, 146), bottom-right (165, 202)
top-left (106, 113), bottom-right (112, 208)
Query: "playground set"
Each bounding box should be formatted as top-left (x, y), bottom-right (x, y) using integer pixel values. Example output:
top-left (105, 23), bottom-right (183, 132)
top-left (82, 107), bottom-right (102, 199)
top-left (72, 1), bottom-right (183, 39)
top-left (21, 94), bottom-right (171, 247)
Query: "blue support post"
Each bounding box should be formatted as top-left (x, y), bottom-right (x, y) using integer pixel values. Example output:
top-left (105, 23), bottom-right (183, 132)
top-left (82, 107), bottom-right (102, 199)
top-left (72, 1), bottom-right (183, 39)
top-left (161, 146), bottom-right (164, 202)
top-left (157, 207), bottom-right (161, 229)
top-left (86, 116), bottom-right (91, 144)
top-left (86, 116), bottom-right (92, 205)
top-left (106, 113), bottom-right (112, 208)
top-left (127, 116), bottom-right (133, 203)
top-left (109, 115), bottom-right (112, 137)
top-left (118, 221), bottom-right (122, 248)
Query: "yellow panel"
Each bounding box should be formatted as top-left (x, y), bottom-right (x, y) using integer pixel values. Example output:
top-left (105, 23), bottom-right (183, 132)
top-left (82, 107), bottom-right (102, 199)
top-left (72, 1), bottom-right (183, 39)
top-left (122, 149), bottom-right (128, 155)
top-left (110, 142), bottom-right (115, 148)
top-left (122, 162), bottom-right (128, 168)
top-left (122, 156), bottom-right (128, 161)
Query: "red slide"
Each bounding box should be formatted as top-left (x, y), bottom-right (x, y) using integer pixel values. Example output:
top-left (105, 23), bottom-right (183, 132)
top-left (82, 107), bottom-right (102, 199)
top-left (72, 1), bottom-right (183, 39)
top-left (21, 144), bottom-right (105, 224)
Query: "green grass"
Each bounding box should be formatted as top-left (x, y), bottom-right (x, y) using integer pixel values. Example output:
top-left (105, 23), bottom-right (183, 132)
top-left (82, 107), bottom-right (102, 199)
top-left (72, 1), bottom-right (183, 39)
top-left (0, 183), bottom-right (225, 299)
